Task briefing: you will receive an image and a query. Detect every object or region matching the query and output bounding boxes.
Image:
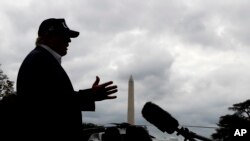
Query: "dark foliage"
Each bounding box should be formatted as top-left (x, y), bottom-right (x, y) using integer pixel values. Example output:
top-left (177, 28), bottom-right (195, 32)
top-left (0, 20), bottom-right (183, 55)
top-left (212, 99), bottom-right (250, 141)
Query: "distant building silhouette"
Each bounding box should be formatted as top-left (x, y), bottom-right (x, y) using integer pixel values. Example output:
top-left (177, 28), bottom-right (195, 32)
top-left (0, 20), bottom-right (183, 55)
top-left (127, 75), bottom-right (134, 125)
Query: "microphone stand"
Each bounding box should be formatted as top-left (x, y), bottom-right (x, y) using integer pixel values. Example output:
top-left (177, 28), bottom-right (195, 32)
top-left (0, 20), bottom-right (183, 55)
top-left (175, 127), bottom-right (213, 141)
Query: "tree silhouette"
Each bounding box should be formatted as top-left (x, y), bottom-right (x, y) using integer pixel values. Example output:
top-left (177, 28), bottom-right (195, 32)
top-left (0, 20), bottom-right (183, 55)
top-left (228, 99), bottom-right (250, 119)
top-left (0, 64), bottom-right (15, 99)
top-left (0, 64), bottom-right (17, 140)
top-left (212, 99), bottom-right (250, 141)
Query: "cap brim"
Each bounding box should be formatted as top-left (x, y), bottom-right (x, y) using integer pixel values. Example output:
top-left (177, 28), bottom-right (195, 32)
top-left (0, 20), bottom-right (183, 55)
top-left (69, 30), bottom-right (80, 38)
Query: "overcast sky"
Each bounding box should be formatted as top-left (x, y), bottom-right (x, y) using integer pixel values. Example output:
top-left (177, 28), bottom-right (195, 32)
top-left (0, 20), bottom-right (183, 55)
top-left (1, 0), bottom-right (250, 140)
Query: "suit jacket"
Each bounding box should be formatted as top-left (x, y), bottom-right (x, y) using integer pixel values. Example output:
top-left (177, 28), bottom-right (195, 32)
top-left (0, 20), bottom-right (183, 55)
top-left (16, 46), bottom-right (95, 140)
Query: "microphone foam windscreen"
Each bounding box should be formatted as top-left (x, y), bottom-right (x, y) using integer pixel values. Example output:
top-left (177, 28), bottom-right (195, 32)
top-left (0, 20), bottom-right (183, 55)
top-left (141, 102), bottom-right (179, 134)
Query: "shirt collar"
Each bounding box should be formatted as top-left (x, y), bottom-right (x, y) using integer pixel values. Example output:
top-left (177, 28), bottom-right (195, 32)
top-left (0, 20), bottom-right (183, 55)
top-left (38, 44), bottom-right (62, 64)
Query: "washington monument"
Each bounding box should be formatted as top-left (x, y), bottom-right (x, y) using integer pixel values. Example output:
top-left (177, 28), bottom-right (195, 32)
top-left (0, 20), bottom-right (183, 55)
top-left (127, 75), bottom-right (134, 125)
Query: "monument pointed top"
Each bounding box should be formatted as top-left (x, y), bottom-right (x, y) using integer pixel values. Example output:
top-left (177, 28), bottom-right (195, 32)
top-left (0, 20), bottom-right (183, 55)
top-left (129, 75), bottom-right (133, 81)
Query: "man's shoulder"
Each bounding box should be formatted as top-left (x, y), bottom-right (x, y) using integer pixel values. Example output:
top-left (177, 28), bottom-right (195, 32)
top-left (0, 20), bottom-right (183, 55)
top-left (25, 47), bottom-right (53, 60)
top-left (20, 47), bottom-right (56, 67)
top-left (30, 47), bottom-right (50, 56)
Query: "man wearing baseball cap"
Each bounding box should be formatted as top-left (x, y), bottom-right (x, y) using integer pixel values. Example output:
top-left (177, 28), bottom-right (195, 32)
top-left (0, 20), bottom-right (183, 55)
top-left (16, 18), bottom-right (118, 140)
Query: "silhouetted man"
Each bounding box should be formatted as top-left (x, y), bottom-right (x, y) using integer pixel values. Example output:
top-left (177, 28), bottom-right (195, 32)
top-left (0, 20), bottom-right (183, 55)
top-left (16, 18), bottom-right (118, 141)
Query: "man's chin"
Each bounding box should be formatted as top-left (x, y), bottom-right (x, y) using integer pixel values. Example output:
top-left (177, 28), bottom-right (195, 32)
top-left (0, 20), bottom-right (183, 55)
top-left (62, 52), bottom-right (67, 56)
top-left (59, 50), bottom-right (67, 56)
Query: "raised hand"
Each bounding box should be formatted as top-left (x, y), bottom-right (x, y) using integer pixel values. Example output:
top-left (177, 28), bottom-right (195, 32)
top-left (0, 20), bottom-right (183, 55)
top-left (92, 76), bottom-right (118, 101)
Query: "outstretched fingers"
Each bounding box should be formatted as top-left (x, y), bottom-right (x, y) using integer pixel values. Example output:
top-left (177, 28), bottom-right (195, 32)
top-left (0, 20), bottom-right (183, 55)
top-left (100, 81), bottom-right (114, 87)
top-left (92, 77), bottom-right (118, 101)
top-left (105, 85), bottom-right (117, 92)
top-left (105, 85), bottom-right (118, 98)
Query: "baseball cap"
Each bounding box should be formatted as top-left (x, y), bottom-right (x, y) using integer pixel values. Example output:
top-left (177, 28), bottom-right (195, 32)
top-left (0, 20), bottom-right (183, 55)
top-left (38, 18), bottom-right (79, 38)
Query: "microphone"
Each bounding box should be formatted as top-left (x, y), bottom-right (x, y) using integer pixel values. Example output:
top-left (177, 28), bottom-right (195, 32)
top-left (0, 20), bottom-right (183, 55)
top-left (142, 102), bottom-right (212, 141)
top-left (141, 101), bottom-right (178, 134)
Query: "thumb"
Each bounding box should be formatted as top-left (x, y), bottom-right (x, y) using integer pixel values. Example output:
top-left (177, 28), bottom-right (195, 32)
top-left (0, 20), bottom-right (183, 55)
top-left (92, 76), bottom-right (100, 86)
